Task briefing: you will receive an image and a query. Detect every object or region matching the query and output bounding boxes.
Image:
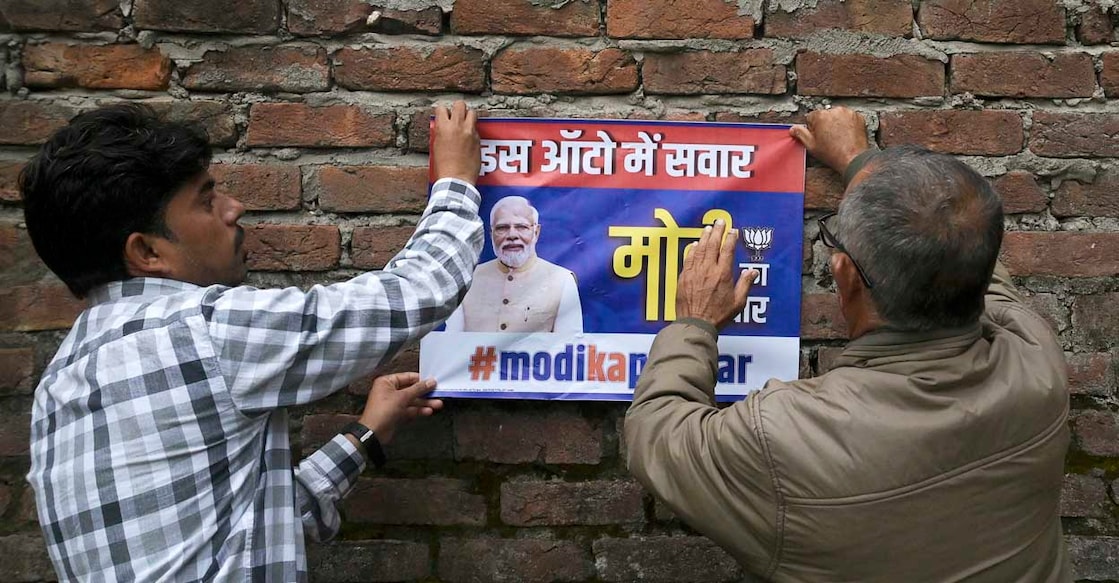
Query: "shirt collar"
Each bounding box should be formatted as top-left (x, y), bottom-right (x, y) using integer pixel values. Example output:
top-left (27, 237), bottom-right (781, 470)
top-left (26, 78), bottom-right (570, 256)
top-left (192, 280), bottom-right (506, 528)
top-left (87, 277), bottom-right (205, 306)
top-left (832, 322), bottom-right (984, 368)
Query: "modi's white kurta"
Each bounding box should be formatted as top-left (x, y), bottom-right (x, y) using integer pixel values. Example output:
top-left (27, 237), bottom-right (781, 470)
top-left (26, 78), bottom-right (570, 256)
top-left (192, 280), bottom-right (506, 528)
top-left (445, 256), bottom-right (583, 333)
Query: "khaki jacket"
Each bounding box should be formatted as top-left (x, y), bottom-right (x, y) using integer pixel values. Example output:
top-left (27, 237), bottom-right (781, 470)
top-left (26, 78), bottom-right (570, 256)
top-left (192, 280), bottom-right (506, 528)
top-left (626, 264), bottom-right (1071, 582)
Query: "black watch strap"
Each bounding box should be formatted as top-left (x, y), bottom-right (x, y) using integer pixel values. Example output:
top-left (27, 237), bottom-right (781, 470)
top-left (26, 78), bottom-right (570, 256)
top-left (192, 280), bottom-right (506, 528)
top-left (341, 422), bottom-right (387, 469)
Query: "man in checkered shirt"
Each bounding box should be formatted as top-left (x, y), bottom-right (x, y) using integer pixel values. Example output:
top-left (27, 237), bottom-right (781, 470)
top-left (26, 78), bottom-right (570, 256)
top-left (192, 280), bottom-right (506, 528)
top-left (22, 101), bottom-right (483, 581)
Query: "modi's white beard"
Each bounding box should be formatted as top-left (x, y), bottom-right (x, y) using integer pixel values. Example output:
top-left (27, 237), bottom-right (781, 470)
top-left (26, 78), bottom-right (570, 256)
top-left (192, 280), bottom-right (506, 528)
top-left (494, 239), bottom-right (536, 269)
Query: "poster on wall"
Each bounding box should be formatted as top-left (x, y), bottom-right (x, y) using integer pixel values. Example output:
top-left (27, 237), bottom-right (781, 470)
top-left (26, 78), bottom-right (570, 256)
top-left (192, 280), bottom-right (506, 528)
top-left (420, 118), bottom-right (806, 401)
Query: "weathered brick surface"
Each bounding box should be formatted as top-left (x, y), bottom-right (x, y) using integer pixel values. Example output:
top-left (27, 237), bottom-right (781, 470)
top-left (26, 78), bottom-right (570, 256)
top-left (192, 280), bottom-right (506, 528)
top-left (310, 165), bottom-right (428, 213)
top-left (1032, 112), bottom-right (1119, 158)
top-left (302, 412), bottom-right (453, 460)
top-left (0, 413), bottom-right (30, 456)
top-left (439, 538), bottom-right (593, 582)
top-left (351, 225), bottom-right (415, 269)
top-left (1022, 292), bottom-right (1066, 335)
top-left (1078, 6), bottom-right (1115, 45)
top-left (593, 537), bottom-right (742, 582)
top-left (951, 53), bottom-right (1096, 99)
top-left (1061, 473), bottom-right (1110, 518)
top-left (918, 0), bottom-right (1066, 44)
top-left (643, 50), bottom-right (785, 95)
top-left (993, 172), bottom-right (1048, 215)
top-left (147, 100), bottom-right (238, 147)
top-left (0, 160), bottom-right (26, 202)
top-left (454, 0), bottom-right (599, 36)
top-left (1066, 352), bottom-right (1116, 397)
top-left (1073, 293), bottom-right (1119, 350)
top-left (23, 43), bottom-right (171, 91)
top-left (879, 110), bottom-right (1022, 156)
top-left (0, 283), bottom-right (85, 332)
top-left (0, 347), bottom-right (34, 395)
top-left (500, 480), bottom-right (645, 526)
top-left (344, 478), bottom-right (485, 525)
top-left (606, 0), bottom-right (753, 39)
top-left (0, 221), bottom-right (50, 286)
top-left (1102, 52), bottom-right (1119, 98)
top-left (0, 534), bottom-right (55, 582)
top-left (0, 0), bottom-right (122, 31)
top-left (1072, 410), bottom-right (1119, 456)
top-left (492, 47), bottom-right (638, 95)
top-left (1068, 536), bottom-right (1119, 581)
top-left (0, 100), bottom-right (76, 145)
top-left (805, 167), bottom-right (844, 211)
top-left (334, 46), bottom-right (485, 93)
top-left (246, 104), bottom-right (394, 148)
top-left (183, 46), bottom-right (329, 93)
top-left (306, 541), bottom-right (430, 582)
top-left (455, 409), bottom-right (603, 464)
top-left (407, 109), bottom-right (433, 153)
top-left (1000, 233), bottom-right (1119, 278)
top-left (767, 0), bottom-right (913, 38)
top-left (133, 0), bottom-right (281, 33)
top-left (797, 53), bottom-right (944, 98)
top-left (1054, 170), bottom-right (1119, 218)
top-left (210, 164), bottom-right (301, 211)
top-left (802, 293), bottom-right (846, 340)
top-left (288, 1), bottom-right (440, 36)
top-left (243, 224), bottom-right (341, 271)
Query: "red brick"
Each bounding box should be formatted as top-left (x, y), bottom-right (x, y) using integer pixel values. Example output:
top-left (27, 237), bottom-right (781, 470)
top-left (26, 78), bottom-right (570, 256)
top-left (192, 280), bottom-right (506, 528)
top-left (593, 537), bottom-right (742, 582)
top-left (407, 110), bottom-right (432, 153)
top-left (0, 100), bottom-right (76, 145)
top-left (500, 480), bottom-right (644, 526)
top-left (1066, 352), bottom-right (1116, 397)
top-left (802, 292), bottom-right (846, 340)
top-left (302, 412), bottom-right (453, 460)
top-left (0, 0), bottom-right (122, 31)
top-left (1022, 292), bottom-right (1066, 335)
top-left (344, 478), bottom-right (485, 525)
top-left (209, 164), bottom-right (301, 211)
top-left (1072, 410), bottom-right (1119, 456)
top-left (0, 348), bottom-right (34, 395)
top-left (351, 226), bottom-right (415, 269)
top-left (306, 541), bottom-right (430, 583)
top-left (1078, 6), bottom-right (1115, 45)
top-left (1062, 474), bottom-right (1110, 518)
top-left (0, 413), bottom-right (30, 456)
top-left (0, 160), bottom-right (25, 202)
top-left (492, 47), bottom-right (638, 95)
top-left (951, 53), bottom-right (1096, 98)
top-left (643, 50), bottom-right (785, 95)
top-left (439, 538), bottom-right (593, 582)
top-left (454, 0), bottom-right (598, 36)
top-left (1032, 113), bottom-right (1119, 158)
top-left (0, 284), bottom-right (85, 332)
top-left (606, 0), bottom-right (754, 39)
top-left (16, 487), bottom-right (36, 523)
top-left (1068, 536), bottom-right (1119, 581)
top-left (455, 408), bottom-right (603, 464)
top-left (134, 0), bottom-right (280, 33)
top-left (816, 346), bottom-right (846, 375)
top-left (288, 1), bottom-right (440, 36)
top-left (23, 43), bottom-right (171, 91)
top-left (1101, 53), bottom-right (1119, 97)
top-left (310, 165), bottom-right (427, 213)
top-left (246, 103), bottom-right (394, 148)
top-left (243, 224), bottom-right (340, 271)
top-left (918, 0), bottom-right (1066, 44)
top-left (147, 100), bottom-right (238, 147)
top-left (805, 167), bottom-right (844, 211)
top-left (879, 110), bottom-right (1023, 156)
top-left (796, 53), bottom-right (944, 98)
top-left (1054, 171), bottom-right (1119, 218)
top-left (334, 46), bottom-right (485, 93)
top-left (183, 45), bottom-right (328, 93)
top-left (1001, 232), bottom-right (1119, 278)
top-left (767, 0), bottom-right (912, 38)
top-left (714, 110), bottom-right (807, 125)
top-left (0, 535), bottom-right (55, 582)
top-left (1073, 293), bottom-right (1119, 351)
top-left (0, 221), bottom-right (50, 286)
top-left (994, 171), bottom-right (1048, 215)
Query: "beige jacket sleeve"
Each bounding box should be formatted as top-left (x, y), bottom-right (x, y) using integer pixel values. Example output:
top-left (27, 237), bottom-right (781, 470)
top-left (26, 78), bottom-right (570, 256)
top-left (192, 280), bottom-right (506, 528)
top-left (625, 320), bottom-right (780, 571)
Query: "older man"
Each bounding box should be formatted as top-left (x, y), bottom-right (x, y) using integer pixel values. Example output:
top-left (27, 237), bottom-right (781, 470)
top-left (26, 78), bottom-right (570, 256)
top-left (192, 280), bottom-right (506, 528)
top-left (445, 195), bottom-right (583, 333)
top-left (625, 107), bottom-right (1070, 581)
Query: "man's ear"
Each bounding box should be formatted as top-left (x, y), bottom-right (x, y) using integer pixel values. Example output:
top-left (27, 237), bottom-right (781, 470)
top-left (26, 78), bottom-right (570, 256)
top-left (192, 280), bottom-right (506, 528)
top-left (123, 232), bottom-right (171, 278)
top-left (830, 252), bottom-right (865, 302)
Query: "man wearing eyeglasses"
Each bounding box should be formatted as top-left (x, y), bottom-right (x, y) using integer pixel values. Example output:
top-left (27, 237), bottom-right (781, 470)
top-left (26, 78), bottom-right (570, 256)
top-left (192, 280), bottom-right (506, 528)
top-left (625, 107), bottom-right (1070, 581)
top-left (445, 195), bottom-right (583, 333)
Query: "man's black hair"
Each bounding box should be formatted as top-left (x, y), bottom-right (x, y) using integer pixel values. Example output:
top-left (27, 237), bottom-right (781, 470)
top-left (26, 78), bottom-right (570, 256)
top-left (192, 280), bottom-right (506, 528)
top-left (21, 103), bottom-right (212, 298)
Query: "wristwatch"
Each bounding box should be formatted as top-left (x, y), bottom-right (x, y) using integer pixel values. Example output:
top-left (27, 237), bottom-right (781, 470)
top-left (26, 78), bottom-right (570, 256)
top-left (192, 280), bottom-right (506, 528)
top-left (341, 422), bottom-right (387, 469)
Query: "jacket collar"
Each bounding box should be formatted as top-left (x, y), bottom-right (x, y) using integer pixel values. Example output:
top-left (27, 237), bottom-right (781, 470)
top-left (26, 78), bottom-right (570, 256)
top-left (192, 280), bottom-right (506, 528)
top-left (87, 277), bottom-right (204, 306)
top-left (832, 322), bottom-right (983, 368)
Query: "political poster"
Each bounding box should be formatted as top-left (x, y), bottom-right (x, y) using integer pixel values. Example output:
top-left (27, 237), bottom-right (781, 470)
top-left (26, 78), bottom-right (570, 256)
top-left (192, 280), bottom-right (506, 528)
top-left (420, 118), bottom-right (806, 401)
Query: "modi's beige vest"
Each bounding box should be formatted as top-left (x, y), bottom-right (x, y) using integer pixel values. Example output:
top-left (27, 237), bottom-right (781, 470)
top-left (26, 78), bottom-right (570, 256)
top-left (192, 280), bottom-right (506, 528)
top-left (461, 256), bottom-right (573, 332)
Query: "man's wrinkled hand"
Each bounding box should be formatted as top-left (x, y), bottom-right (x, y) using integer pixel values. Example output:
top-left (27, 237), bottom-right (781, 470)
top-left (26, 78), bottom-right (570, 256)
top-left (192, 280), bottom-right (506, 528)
top-left (431, 101), bottom-right (481, 184)
top-left (675, 220), bottom-right (759, 330)
top-left (790, 106), bottom-right (870, 176)
top-left (358, 372), bottom-right (443, 445)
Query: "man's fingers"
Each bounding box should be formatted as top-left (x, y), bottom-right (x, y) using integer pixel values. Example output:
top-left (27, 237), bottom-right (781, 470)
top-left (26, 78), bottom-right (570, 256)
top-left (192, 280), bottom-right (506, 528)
top-left (466, 107), bottom-right (478, 129)
top-left (433, 104), bottom-right (450, 122)
top-left (789, 125), bottom-right (814, 149)
top-left (682, 241), bottom-right (698, 272)
top-left (400, 377), bottom-right (438, 398)
top-left (718, 228), bottom-right (738, 269)
top-left (451, 100), bottom-right (467, 122)
top-left (733, 269), bottom-right (759, 311)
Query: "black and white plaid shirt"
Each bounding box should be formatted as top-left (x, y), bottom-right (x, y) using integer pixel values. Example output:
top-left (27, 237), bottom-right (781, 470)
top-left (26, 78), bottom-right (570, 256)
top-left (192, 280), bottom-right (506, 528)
top-left (27, 179), bottom-right (482, 582)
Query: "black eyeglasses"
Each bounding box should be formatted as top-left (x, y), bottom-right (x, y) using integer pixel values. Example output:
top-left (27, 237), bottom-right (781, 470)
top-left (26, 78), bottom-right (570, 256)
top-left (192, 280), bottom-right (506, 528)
top-left (817, 212), bottom-right (874, 289)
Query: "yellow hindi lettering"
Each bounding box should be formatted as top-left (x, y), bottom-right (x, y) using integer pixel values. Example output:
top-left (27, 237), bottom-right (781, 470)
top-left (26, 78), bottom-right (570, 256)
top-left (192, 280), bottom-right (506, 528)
top-left (609, 208), bottom-right (733, 321)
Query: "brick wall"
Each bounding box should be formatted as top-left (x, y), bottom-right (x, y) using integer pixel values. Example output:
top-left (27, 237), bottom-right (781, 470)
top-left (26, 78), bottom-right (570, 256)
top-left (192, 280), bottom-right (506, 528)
top-left (0, 0), bottom-right (1117, 581)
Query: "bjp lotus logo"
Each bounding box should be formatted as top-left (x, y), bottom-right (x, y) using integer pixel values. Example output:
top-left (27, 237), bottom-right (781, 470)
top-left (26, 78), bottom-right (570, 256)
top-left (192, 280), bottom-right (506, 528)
top-left (741, 227), bottom-right (773, 262)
